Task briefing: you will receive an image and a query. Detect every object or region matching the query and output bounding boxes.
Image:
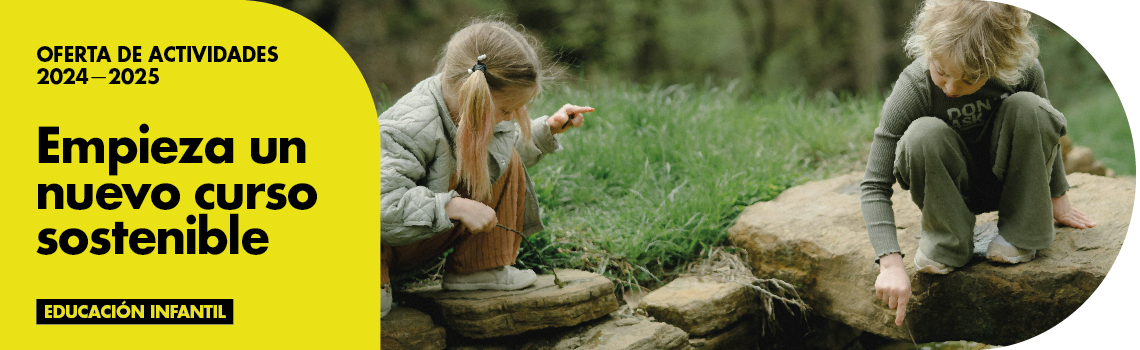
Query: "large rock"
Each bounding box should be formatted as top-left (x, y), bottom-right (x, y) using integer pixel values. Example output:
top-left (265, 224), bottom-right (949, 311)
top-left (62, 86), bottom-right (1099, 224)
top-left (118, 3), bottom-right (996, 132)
top-left (728, 172), bottom-right (1132, 345)
top-left (401, 269), bottom-right (619, 339)
top-left (639, 276), bottom-right (756, 337)
top-left (381, 307), bottom-right (446, 350)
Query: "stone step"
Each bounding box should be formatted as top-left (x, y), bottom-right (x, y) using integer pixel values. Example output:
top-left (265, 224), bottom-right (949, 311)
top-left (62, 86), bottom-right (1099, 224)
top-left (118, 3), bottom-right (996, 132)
top-left (728, 172), bottom-right (1132, 345)
top-left (382, 307), bottom-right (447, 350)
top-left (402, 269), bottom-right (619, 339)
top-left (639, 276), bottom-right (757, 337)
top-left (568, 316), bottom-right (690, 350)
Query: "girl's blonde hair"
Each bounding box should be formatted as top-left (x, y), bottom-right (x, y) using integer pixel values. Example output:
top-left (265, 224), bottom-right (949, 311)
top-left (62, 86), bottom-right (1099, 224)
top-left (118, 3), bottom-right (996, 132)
top-left (438, 19), bottom-right (554, 202)
top-left (904, 0), bottom-right (1038, 86)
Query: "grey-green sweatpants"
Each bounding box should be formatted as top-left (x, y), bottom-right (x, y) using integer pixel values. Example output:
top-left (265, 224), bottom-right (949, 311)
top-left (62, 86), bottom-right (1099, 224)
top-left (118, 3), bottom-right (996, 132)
top-left (894, 92), bottom-right (1068, 267)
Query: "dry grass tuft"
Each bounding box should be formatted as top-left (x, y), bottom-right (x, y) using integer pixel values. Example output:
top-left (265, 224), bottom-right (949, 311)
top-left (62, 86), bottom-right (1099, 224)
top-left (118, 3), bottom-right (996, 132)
top-left (683, 246), bottom-right (809, 334)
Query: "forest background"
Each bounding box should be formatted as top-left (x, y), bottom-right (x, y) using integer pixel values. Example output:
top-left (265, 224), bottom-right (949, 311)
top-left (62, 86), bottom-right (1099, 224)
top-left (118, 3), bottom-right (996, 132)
top-left (264, 0), bottom-right (1132, 287)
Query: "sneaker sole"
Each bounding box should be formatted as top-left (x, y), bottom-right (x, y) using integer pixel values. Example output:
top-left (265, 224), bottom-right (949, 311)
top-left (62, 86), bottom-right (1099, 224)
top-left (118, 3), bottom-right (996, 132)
top-left (442, 276), bottom-right (537, 291)
top-left (986, 251), bottom-right (1036, 264)
top-left (915, 263), bottom-right (953, 275)
top-left (914, 250), bottom-right (953, 275)
top-left (381, 307), bottom-right (391, 319)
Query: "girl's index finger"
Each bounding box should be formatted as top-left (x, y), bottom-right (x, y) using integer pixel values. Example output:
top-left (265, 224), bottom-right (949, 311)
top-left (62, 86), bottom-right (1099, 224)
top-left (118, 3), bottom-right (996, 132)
top-left (567, 105), bottom-right (594, 114)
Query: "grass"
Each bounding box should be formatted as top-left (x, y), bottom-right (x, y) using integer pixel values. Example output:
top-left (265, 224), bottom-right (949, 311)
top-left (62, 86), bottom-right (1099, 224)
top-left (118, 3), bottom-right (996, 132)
top-left (1058, 86), bottom-right (1133, 174)
top-left (517, 82), bottom-right (882, 289)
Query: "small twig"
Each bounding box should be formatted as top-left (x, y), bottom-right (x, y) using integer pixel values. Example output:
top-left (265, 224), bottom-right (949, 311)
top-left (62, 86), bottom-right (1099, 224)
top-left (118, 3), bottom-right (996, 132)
top-left (904, 319), bottom-right (920, 350)
top-left (498, 224), bottom-right (565, 288)
top-left (428, 258), bottom-right (446, 280)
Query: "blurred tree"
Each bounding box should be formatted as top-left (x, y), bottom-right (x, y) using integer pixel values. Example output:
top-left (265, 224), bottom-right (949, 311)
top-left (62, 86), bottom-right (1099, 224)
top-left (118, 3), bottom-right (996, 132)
top-left (262, 0), bottom-right (1121, 114)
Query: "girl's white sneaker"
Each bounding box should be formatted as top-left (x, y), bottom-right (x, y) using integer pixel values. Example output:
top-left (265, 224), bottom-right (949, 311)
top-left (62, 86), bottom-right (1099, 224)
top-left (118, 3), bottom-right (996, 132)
top-left (381, 284), bottom-right (392, 318)
top-left (442, 266), bottom-right (538, 291)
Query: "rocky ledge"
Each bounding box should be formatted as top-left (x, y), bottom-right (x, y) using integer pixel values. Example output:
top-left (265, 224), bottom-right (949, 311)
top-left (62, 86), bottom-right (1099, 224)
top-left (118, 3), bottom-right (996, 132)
top-left (728, 172), bottom-right (1132, 345)
top-left (382, 307), bottom-right (447, 350)
top-left (400, 269), bottom-right (620, 339)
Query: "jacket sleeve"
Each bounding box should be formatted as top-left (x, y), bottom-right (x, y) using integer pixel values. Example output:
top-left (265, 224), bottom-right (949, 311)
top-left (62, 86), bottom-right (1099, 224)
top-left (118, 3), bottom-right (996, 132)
top-left (380, 117), bottom-right (458, 247)
top-left (514, 115), bottom-right (561, 168)
top-left (861, 68), bottom-right (928, 259)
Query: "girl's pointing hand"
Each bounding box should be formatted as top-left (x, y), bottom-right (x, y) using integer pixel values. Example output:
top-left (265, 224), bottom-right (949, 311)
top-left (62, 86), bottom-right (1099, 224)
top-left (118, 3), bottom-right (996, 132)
top-left (548, 104), bottom-right (594, 134)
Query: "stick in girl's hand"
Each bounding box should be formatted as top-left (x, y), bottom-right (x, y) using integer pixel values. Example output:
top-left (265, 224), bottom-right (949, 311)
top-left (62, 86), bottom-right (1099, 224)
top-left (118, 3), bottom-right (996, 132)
top-left (561, 112), bottom-right (577, 130)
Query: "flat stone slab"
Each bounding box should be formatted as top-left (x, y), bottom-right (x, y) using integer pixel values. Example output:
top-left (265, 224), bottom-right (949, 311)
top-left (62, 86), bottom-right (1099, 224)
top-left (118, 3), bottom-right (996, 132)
top-left (381, 307), bottom-right (446, 350)
top-left (550, 316), bottom-right (691, 350)
top-left (402, 269), bottom-right (619, 339)
top-left (639, 276), bottom-right (756, 336)
top-left (728, 172), bottom-right (1132, 345)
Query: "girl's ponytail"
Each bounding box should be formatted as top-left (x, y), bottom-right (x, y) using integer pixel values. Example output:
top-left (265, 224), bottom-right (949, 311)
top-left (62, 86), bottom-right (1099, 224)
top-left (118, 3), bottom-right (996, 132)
top-left (455, 69), bottom-right (495, 202)
top-left (439, 19), bottom-right (560, 202)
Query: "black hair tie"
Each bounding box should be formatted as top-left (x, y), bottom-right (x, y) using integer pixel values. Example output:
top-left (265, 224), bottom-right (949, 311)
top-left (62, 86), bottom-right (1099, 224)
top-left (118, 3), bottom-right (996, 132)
top-left (467, 54), bottom-right (488, 74)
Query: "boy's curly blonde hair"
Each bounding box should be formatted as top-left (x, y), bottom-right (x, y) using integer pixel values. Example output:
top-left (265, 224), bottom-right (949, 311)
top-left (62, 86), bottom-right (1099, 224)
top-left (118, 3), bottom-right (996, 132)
top-left (904, 0), bottom-right (1039, 86)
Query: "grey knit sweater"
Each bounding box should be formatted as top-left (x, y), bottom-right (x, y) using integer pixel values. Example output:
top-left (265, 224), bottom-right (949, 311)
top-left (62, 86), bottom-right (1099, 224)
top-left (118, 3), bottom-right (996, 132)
top-left (860, 58), bottom-right (1069, 258)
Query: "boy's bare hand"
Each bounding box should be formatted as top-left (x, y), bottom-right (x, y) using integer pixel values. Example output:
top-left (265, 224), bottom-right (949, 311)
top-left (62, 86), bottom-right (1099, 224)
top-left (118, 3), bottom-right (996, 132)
top-left (548, 104), bottom-right (593, 134)
top-left (1052, 194), bottom-right (1096, 229)
top-left (874, 253), bottom-right (911, 326)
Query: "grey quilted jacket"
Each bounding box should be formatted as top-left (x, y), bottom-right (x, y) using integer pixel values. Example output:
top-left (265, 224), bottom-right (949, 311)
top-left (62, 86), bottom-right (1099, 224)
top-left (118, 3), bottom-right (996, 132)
top-left (379, 75), bottom-right (561, 246)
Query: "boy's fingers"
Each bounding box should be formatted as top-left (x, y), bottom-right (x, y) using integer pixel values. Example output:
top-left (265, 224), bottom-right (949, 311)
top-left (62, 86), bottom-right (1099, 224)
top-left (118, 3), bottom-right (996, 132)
top-left (1073, 214), bottom-right (1091, 229)
top-left (1070, 209), bottom-right (1096, 228)
top-left (895, 301), bottom-right (908, 326)
top-left (1078, 212), bottom-right (1096, 227)
top-left (1059, 212), bottom-right (1087, 229)
top-left (888, 295), bottom-right (898, 309)
top-left (1068, 218), bottom-right (1086, 229)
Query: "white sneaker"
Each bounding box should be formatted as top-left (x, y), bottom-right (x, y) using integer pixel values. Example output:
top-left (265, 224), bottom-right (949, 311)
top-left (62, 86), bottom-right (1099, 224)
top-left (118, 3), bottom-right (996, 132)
top-left (914, 249), bottom-right (953, 275)
top-left (986, 234), bottom-right (1036, 264)
top-left (441, 266), bottom-right (538, 291)
top-left (381, 284), bottom-right (392, 319)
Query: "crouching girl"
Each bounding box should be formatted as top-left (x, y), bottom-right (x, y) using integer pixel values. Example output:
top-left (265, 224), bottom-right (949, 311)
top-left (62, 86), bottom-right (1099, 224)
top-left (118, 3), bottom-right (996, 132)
top-left (379, 19), bottom-right (594, 318)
